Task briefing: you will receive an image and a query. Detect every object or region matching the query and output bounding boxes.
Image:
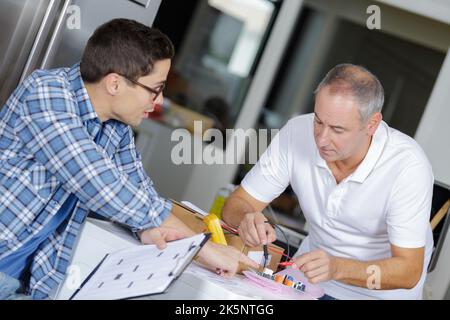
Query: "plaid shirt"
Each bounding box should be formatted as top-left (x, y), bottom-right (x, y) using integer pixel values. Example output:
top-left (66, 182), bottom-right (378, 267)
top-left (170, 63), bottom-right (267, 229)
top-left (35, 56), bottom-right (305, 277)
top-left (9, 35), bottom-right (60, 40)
top-left (0, 64), bottom-right (172, 299)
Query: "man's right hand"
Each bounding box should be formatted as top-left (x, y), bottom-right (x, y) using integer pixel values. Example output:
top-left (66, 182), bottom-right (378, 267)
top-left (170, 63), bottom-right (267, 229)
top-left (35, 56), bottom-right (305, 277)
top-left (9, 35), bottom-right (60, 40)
top-left (237, 212), bottom-right (277, 247)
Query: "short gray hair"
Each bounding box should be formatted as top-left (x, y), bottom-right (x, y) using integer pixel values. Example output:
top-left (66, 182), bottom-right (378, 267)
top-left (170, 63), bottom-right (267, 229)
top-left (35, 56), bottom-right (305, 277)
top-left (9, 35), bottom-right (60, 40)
top-left (314, 63), bottom-right (384, 122)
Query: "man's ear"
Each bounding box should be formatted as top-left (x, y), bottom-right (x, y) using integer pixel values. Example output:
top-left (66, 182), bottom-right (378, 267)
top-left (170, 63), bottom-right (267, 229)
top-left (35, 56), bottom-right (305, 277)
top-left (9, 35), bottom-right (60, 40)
top-left (103, 73), bottom-right (121, 96)
top-left (367, 112), bottom-right (382, 136)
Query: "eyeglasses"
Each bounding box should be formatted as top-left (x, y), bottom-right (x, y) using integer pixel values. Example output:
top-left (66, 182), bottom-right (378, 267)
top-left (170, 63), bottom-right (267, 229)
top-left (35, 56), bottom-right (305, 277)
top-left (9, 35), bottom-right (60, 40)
top-left (121, 75), bottom-right (165, 102)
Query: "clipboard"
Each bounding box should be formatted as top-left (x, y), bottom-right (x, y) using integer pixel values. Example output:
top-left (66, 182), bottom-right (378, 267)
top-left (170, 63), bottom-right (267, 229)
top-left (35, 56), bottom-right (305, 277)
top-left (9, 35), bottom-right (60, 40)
top-left (70, 233), bottom-right (211, 300)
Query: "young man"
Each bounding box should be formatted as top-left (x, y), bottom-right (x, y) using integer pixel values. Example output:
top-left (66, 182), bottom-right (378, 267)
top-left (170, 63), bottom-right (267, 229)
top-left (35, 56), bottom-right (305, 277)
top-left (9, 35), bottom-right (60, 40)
top-left (221, 64), bottom-right (434, 299)
top-left (0, 19), bottom-right (257, 300)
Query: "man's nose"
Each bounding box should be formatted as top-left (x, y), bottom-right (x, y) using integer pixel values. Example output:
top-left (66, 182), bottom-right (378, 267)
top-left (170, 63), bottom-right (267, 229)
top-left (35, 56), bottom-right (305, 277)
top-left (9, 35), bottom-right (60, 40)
top-left (153, 92), bottom-right (164, 105)
top-left (316, 127), bottom-right (330, 147)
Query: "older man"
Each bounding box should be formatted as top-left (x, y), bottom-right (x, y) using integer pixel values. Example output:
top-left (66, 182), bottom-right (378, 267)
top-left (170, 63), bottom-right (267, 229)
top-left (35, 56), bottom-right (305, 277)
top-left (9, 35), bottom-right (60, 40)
top-left (221, 64), bottom-right (434, 299)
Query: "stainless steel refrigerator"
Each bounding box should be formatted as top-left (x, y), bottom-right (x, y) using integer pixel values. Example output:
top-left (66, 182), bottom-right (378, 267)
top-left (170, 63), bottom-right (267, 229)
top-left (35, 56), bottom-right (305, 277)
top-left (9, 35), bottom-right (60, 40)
top-left (0, 0), bottom-right (162, 106)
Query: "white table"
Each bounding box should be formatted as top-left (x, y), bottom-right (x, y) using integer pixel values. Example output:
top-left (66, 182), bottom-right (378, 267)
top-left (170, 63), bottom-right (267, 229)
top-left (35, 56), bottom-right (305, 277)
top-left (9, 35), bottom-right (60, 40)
top-left (54, 218), bottom-right (307, 300)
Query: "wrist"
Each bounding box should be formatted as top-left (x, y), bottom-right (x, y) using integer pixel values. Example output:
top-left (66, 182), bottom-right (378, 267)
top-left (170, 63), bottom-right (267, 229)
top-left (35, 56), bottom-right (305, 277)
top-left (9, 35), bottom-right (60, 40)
top-left (135, 229), bottom-right (146, 243)
top-left (331, 256), bottom-right (343, 281)
top-left (195, 241), bottom-right (212, 261)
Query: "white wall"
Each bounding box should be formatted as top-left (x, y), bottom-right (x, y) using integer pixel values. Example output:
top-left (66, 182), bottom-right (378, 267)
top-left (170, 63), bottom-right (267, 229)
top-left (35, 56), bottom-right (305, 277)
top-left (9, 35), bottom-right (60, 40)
top-left (307, 0), bottom-right (450, 52)
top-left (416, 50), bottom-right (450, 299)
top-left (413, 48), bottom-right (450, 300)
top-left (378, 0), bottom-right (450, 25)
top-left (415, 51), bottom-right (450, 188)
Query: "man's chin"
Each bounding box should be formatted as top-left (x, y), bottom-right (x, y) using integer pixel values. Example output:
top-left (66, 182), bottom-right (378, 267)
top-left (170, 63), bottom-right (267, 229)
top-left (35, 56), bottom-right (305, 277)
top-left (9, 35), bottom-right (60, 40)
top-left (319, 150), bottom-right (338, 161)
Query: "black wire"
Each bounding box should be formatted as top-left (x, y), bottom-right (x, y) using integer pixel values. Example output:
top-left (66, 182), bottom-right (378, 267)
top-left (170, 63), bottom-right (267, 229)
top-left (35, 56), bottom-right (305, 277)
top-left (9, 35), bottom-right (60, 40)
top-left (274, 224), bottom-right (290, 260)
top-left (265, 221), bottom-right (290, 261)
top-left (225, 218), bottom-right (292, 262)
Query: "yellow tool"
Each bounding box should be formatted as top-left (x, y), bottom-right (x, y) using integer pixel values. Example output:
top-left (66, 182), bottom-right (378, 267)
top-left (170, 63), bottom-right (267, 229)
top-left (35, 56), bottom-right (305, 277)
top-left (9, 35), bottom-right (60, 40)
top-left (203, 213), bottom-right (228, 245)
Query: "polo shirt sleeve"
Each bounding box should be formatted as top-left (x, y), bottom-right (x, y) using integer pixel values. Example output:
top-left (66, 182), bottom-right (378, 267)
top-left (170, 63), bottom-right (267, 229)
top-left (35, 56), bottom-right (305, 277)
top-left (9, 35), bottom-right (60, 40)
top-left (241, 122), bottom-right (291, 203)
top-left (386, 162), bottom-right (434, 248)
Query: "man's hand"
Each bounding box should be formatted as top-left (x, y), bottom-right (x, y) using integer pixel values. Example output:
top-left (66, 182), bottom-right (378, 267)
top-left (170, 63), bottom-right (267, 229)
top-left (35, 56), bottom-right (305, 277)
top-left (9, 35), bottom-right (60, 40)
top-left (139, 227), bottom-right (186, 250)
top-left (237, 212), bottom-right (276, 247)
top-left (292, 249), bottom-right (338, 284)
top-left (195, 242), bottom-right (259, 278)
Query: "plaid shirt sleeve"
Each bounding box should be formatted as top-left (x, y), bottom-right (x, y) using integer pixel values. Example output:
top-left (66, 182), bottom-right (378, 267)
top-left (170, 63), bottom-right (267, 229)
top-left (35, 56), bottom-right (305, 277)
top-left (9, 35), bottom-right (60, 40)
top-left (14, 80), bottom-right (172, 231)
top-left (115, 128), bottom-right (158, 195)
top-left (114, 127), bottom-right (173, 229)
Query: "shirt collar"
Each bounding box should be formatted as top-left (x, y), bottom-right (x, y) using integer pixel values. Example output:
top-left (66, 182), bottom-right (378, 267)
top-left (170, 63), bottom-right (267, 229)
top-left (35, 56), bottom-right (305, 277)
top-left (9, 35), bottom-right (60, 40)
top-left (315, 147), bottom-right (328, 169)
top-left (349, 122), bottom-right (388, 183)
top-left (315, 121), bottom-right (389, 183)
top-left (68, 63), bottom-right (100, 123)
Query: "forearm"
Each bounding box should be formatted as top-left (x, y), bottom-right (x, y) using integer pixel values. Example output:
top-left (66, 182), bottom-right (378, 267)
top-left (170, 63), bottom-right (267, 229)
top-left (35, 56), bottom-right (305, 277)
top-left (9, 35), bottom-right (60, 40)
top-left (159, 213), bottom-right (215, 260)
top-left (334, 256), bottom-right (422, 290)
top-left (160, 213), bottom-right (197, 236)
top-left (221, 195), bottom-right (255, 228)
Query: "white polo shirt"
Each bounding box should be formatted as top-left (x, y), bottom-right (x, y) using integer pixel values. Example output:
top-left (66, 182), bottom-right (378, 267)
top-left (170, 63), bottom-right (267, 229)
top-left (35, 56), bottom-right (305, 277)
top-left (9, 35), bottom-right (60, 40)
top-left (242, 113), bottom-right (434, 300)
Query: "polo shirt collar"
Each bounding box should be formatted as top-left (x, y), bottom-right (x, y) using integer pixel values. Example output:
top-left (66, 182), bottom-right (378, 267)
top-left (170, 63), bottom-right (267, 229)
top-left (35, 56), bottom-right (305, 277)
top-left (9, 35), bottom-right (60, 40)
top-left (315, 121), bottom-right (388, 183)
top-left (315, 147), bottom-right (328, 169)
top-left (350, 122), bottom-right (388, 183)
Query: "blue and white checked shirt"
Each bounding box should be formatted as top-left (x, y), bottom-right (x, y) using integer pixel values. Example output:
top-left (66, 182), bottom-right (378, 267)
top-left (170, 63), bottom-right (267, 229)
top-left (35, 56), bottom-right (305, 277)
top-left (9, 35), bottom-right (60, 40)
top-left (0, 64), bottom-right (172, 299)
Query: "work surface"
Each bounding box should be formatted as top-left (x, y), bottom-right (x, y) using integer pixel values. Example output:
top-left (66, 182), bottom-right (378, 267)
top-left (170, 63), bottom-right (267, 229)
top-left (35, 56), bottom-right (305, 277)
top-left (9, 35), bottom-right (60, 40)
top-left (55, 218), bottom-right (314, 300)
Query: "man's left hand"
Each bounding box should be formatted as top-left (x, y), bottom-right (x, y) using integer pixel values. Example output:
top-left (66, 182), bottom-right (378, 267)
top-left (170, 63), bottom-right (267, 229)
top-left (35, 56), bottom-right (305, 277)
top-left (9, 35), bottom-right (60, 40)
top-left (292, 249), bottom-right (339, 284)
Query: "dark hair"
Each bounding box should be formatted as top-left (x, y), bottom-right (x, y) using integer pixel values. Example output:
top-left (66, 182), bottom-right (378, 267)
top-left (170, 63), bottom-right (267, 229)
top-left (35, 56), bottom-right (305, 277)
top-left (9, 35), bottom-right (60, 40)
top-left (80, 18), bottom-right (174, 83)
top-left (314, 63), bottom-right (384, 122)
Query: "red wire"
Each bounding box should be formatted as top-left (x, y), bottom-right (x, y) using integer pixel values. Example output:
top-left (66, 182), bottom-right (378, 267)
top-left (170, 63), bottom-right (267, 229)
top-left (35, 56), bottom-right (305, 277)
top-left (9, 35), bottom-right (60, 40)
top-left (221, 223), bottom-right (238, 234)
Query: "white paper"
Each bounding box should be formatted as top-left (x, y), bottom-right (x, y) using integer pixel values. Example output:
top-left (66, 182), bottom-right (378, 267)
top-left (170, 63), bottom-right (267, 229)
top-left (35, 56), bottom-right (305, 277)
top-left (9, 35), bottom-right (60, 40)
top-left (181, 201), bottom-right (209, 216)
top-left (186, 263), bottom-right (240, 285)
top-left (247, 251), bottom-right (271, 266)
top-left (72, 234), bottom-right (207, 300)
